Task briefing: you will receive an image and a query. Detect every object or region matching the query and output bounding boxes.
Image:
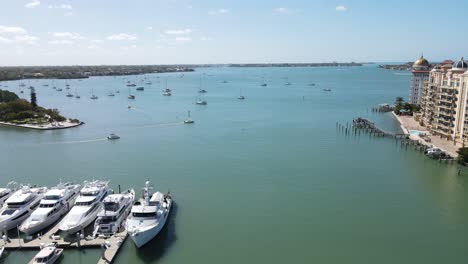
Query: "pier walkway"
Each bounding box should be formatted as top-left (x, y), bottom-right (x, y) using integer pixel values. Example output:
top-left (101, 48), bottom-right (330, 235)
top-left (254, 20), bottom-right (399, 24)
top-left (1, 223), bottom-right (127, 264)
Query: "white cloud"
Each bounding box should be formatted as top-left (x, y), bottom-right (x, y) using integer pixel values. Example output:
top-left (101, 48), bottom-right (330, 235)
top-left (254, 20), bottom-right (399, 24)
top-left (14, 35), bottom-right (39, 45)
top-left (48, 4), bottom-right (72, 9)
top-left (209, 9), bottom-right (228, 15)
top-left (0, 25), bottom-right (27, 34)
top-left (25, 0), bottom-right (40, 8)
top-left (175, 37), bottom-right (191, 42)
top-left (146, 26), bottom-right (153, 30)
top-left (48, 39), bottom-right (74, 45)
top-left (64, 12), bottom-right (73, 16)
top-left (274, 7), bottom-right (289, 13)
top-left (107, 33), bottom-right (138, 41)
top-left (165, 29), bottom-right (192, 35)
top-left (0, 36), bottom-right (12, 44)
top-left (335, 5), bottom-right (347, 11)
top-left (49, 32), bottom-right (84, 39)
top-left (200, 36), bottom-right (212, 41)
top-left (91, 39), bottom-right (103, 43)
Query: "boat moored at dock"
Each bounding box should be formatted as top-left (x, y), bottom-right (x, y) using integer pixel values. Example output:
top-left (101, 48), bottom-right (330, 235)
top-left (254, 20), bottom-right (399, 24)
top-left (31, 243), bottom-right (63, 264)
top-left (0, 186), bottom-right (47, 231)
top-left (20, 183), bottom-right (81, 235)
top-left (93, 189), bottom-right (135, 237)
top-left (58, 180), bottom-right (110, 234)
top-left (126, 181), bottom-right (172, 248)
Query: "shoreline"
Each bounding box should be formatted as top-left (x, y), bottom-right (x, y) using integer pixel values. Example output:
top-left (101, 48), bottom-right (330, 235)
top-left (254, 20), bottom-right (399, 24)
top-left (0, 120), bottom-right (84, 130)
top-left (391, 112), bottom-right (459, 158)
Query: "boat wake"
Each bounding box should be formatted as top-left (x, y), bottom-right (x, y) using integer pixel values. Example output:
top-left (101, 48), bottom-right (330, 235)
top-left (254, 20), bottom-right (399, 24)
top-left (43, 138), bottom-right (108, 145)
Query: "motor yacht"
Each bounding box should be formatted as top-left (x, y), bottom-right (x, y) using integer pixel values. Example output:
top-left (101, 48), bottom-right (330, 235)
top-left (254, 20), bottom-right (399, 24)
top-left (93, 189), bottom-right (135, 237)
top-left (0, 186), bottom-right (47, 231)
top-left (20, 183), bottom-right (81, 235)
top-left (31, 243), bottom-right (63, 264)
top-left (59, 180), bottom-right (110, 234)
top-left (107, 133), bottom-right (120, 140)
top-left (126, 181), bottom-right (172, 248)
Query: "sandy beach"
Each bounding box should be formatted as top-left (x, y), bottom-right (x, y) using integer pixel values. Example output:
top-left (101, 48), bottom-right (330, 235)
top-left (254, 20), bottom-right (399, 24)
top-left (392, 113), bottom-right (460, 157)
top-left (0, 120), bottom-right (83, 130)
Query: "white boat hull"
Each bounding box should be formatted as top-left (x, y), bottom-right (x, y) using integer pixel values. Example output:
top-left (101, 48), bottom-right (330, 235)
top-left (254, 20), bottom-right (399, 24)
top-left (128, 200), bottom-right (171, 248)
top-left (20, 211), bottom-right (62, 235)
top-left (59, 203), bottom-right (102, 234)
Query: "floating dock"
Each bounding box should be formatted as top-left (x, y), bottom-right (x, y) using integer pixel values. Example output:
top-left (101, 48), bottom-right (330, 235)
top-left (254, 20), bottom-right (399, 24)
top-left (1, 223), bottom-right (127, 264)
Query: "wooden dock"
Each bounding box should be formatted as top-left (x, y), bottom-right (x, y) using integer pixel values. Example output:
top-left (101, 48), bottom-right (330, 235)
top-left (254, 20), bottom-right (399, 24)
top-left (1, 223), bottom-right (128, 264)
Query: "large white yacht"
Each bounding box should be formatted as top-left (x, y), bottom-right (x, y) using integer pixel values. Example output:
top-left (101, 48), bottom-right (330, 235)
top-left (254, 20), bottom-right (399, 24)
top-left (0, 189), bottom-right (13, 208)
top-left (20, 183), bottom-right (81, 235)
top-left (93, 189), bottom-right (135, 237)
top-left (126, 181), bottom-right (172, 248)
top-left (0, 186), bottom-right (47, 231)
top-left (59, 180), bottom-right (110, 234)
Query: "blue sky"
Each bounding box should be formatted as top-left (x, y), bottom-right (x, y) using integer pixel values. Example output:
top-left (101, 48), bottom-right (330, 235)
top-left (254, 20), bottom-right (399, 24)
top-left (0, 0), bottom-right (466, 65)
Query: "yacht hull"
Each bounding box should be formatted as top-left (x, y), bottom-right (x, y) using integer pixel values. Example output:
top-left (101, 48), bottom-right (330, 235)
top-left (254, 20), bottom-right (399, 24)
top-left (129, 200), bottom-right (171, 248)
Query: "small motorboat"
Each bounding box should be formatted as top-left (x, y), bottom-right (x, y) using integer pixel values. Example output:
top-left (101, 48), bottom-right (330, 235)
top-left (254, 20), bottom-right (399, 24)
top-left (108, 133), bottom-right (120, 140)
top-left (128, 95), bottom-right (135, 99)
top-left (163, 92), bottom-right (171, 96)
top-left (75, 95), bottom-right (80, 99)
top-left (323, 88), bottom-right (332, 92)
top-left (260, 83), bottom-right (267, 87)
top-left (198, 89), bottom-right (207, 93)
top-left (126, 84), bottom-right (136, 87)
top-left (31, 243), bottom-right (63, 264)
top-left (108, 92), bottom-right (115, 96)
top-left (90, 95), bottom-right (99, 99)
top-left (136, 87), bottom-right (144, 91)
top-left (57, 88), bottom-right (63, 91)
top-left (66, 93), bottom-right (73, 97)
top-left (222, 80), bottom-right (228, 83)
top-left (238, 95), bottom-right (245, 100)
top-left (196, 100), bottom-right (207, 105)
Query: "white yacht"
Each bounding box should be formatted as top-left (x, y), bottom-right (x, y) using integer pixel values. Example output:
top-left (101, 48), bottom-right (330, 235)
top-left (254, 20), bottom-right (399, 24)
top-left (0, 188), bottom-right (13, 208)
top-left (126, 181), bottom-right (172, 248)
top-left (31, 243), bottom-right (63, 264)
top-left (184, 110), bottom-right (194, 124)
top-left (93, 189), bottom-right (135, 237)
top-left (107, 133), bottom-right (120, 140)
top-left (59, 180), bottom-right (110, 234)
top-left (20, 183), bottom-right (81, 235)
top-left (0, 186), bottom-right (47, 231)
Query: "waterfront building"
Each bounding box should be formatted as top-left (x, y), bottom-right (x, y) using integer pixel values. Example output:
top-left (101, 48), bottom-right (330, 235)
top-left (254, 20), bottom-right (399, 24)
top-left (419, 57), bottom-right (468, 144)
top-left (409, 55), bottom-right (430, 105)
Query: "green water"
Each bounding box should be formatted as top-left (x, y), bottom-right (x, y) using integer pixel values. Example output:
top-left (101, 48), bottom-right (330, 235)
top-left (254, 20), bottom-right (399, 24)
top-left (1, 66), bottom-right (468, 263)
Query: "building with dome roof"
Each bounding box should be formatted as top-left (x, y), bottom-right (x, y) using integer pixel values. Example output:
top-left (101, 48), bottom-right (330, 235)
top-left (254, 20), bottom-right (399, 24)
top-left (409, 55), bottom-right (430, 105)
top-left (419, 57), bottom-right (468, 144)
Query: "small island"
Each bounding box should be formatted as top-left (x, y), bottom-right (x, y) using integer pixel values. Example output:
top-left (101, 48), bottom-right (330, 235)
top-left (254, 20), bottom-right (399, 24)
top-left (0, 89), bottom-right (82, 130)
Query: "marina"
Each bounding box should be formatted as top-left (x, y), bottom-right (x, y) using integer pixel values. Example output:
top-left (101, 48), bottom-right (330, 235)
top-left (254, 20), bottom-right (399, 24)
top-left (2, 66), bottom-right (468, 263)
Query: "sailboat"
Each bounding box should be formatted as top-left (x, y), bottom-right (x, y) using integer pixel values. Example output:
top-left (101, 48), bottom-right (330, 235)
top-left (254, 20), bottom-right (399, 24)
top-left (90, 89), bottom-right (98, 99)
top-left (128, 88), bottom-right (135, 99)
top-left (196, 95), bottom-right (207, 105)
top-left (261, 76), bottom-right (267, 87)
top-left (184, 110), bottom-right (194, 124)
top-left (238, 89), bottom-right (245, 100)
top-left (285, 77), bottom-right (291, 86)
top-left (75, 89), bottom-right (80, 99)
top-left (163, 80), bottom-right (172, 96)
top-left (198, 77), bottom-right (207, 93)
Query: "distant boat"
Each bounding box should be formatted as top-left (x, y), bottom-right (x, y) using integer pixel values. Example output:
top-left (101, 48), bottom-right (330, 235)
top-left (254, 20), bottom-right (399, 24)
top-left (127, 84), bottom-right (136, 87)
top-left (145, 82), bottom-right (152, 85)
top-left (108, 92), bottom-right (115, 96)
top-left (116, 90), bottom-right (120, 93)
top-left (57, 88), bottom-right (63, 92)
top-left (222, 80), bottom-right (228, 83)
top-left (323, 88), bottom-right (332, 92)
top-left (196, 95), bottom-right (207, 105)
top-left (238, 89), bottom-right (245, 100)
top-left (261, 76), bottom-right (267, 86)
top-left (90, 88), bottom-right (98, 99)
top-left (107, 133), bottom-right (120, 140)
top-left (43, 84), bottom-right (49, 87)
top-left (309, 83), bottom-right (316, 86)
top-left (66, 92), bottom-right (73, 97)
top-left (184, 110), bottom-right (194, 124)
top-left (198, 77), bottom-right (207, 93)
top-left (75, 89), bottom-right (80, 98)
top-left (163, 80), bottom-right (172, 96)
top-left (128, 88), bottom-right (135, 99)
top-left (19, 83), bottom-right (26, 87)
top-left (20, 90), bottom-right (24, 94)
top-left (136, 87), bottom-right (144, 91)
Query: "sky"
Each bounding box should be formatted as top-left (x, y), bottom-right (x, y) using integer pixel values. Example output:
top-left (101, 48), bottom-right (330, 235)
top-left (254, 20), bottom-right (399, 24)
top-left (0, 0), bottom-right (467, 66)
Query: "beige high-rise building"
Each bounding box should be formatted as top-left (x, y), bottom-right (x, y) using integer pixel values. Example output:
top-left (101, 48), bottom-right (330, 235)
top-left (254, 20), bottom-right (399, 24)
top-left (420, 57), bottom-right (468, 144)
top-left (409, 56), bottom-right (430, 105)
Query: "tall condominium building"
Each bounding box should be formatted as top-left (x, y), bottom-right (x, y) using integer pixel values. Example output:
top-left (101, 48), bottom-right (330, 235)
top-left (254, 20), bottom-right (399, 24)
top-left (419, 57), bottom-right (468, 144)
top-left (409, 55), bottom-right (430, 105)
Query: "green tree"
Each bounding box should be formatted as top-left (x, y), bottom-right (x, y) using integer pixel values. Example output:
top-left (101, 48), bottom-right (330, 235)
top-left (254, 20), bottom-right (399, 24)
top-left (395, 97), bottom-right (404, 107)
top-left (0, 89), bottom-right (19, 103)
top-left (457, 147), bottom-right (468, 165)
top-left (30, 88), bottom-right (37, 109)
